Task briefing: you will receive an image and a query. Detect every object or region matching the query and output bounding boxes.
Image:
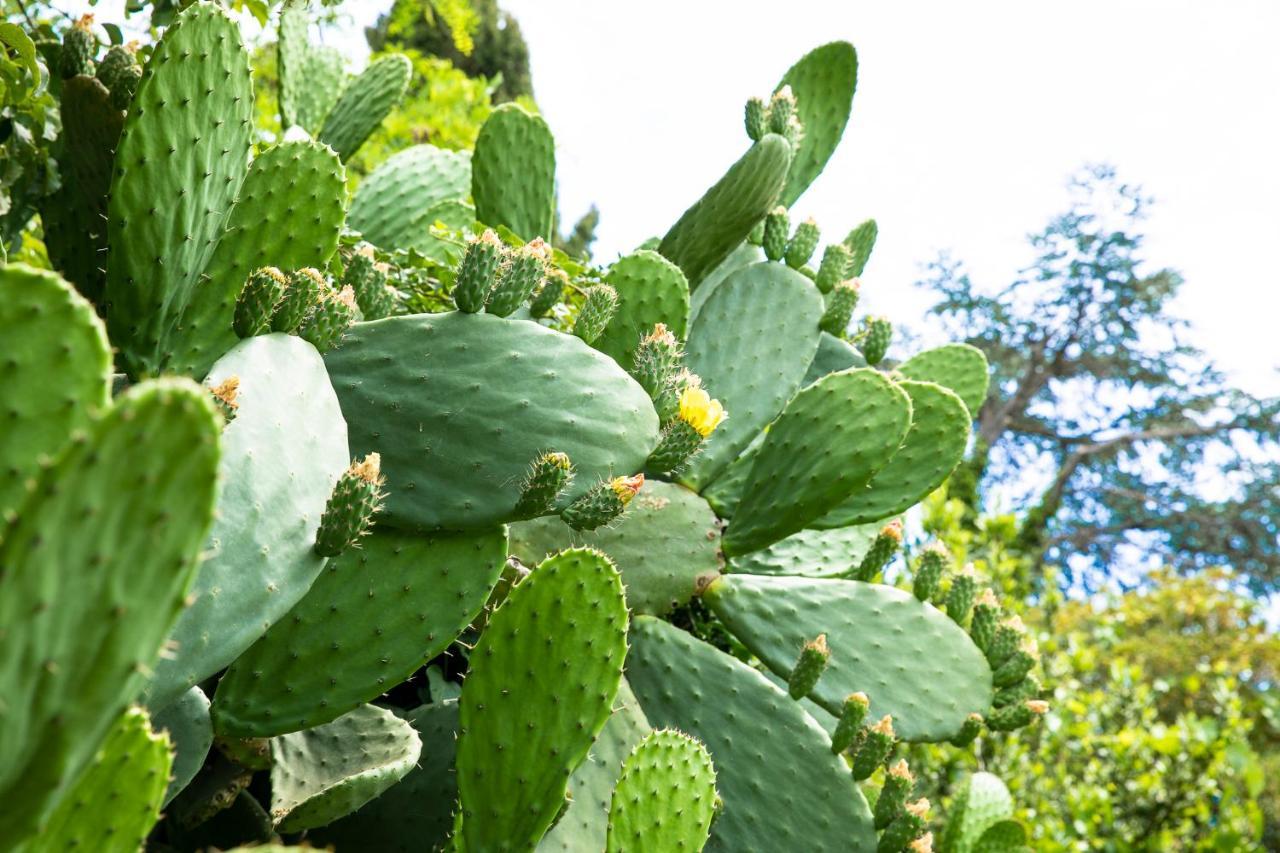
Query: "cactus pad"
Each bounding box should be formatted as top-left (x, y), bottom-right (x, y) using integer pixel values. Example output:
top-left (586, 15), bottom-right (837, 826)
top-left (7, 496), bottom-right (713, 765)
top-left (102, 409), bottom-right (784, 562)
top-left (605, 730), bottom-right (718, 853)
top-left (803, 330), bottom-right (865, 386)
top-left (898, 343), bottom-right (991, 416)
top-left (775, 42), bottom-right (858, 206)
top-left (269, 703), bottom-right (422, 832)
top-left (0, 379), bottom-right (220, 846)
top-left (325, 313), bottom-right (659, 532)
top-left (703, 574), bottom-right (993, 741)
top-left (510, 480), bottom-right (722, 616)
top-left (815, 380), bottom-right (970, 527)
top-left (627, 616), bottom-right (875, 851)
top-left (153, 687), bottom-right (214, 806)
top-left (278, 0), bottom-right (341, 132)
top-left (213, 528), bottom-right (506, 737)
top-left (659, 135), bottom-right (792, 288)
top-left (348, 144), bottom-right (472, 252)
top-left (455, 549), bottom-right (628, 851)
top-left (319, 53), bottom-right (411, 161)
top-left (40, 707), bottom-right (171, 851)
top-left (472, 103), bottom-right (556, 240)
top-left (938, 772), bottom-right (1014, 853)
top-left (594, 250), bottom-right (691, 370)
top-left (681, 261), bottom-right (824, 490)
top-left (0, 265), bottom-right (110, 523)
top-left (721, 369), bottom-right (912, 555)
top-left (728, 522), bottom-right (885, 577)
top-left (150, 334), bottom-right (349, 708)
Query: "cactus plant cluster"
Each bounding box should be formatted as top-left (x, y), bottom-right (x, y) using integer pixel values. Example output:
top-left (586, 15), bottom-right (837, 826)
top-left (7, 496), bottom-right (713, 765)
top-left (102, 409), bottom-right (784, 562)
top-left (0, 4), bottom-right (1048, 851)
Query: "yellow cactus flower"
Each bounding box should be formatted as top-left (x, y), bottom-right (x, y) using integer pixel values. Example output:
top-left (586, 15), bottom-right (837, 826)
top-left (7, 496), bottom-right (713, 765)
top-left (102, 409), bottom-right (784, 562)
top-left (610, 474), bottom-right (645, 505)
top-left (678, 385), bottom-right (727, 437)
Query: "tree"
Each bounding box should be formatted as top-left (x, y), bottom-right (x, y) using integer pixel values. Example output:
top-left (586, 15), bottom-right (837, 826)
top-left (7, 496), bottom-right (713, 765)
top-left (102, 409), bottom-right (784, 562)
top-left (921, 165), bottom-right (1280, 592)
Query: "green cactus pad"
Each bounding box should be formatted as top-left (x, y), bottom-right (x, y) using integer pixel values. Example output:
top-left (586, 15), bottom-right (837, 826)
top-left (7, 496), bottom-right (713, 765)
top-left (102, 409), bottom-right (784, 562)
top-left (0, 265), bottom-right (111, 523)
top-left (728, 522), bottom-right (885, 577)
top-left (973, 821), bottom-right (1030, 853)
top-left (688, 242), bottom-right (764, 321)
top-left (318, 53), bottom-right (411, 161)
top-left (150, 335), bottom-right (349, 708)
top-left (775, 42), bottom-right (858, 206)
top-left (510, 480), bottom-right (722, 616)
top-left (325, 313), bottom-right (660, 532)
top-left (605, 730), bottom-right (718, 853)
top-left (721, 369), bottom-right (912, 556)
top-left (540, 680), bottom-right (652, 852)
top-left (0, 379), bottom-right (220, 846)
top-left (898, 343), bottom-right (991, 416)
top-left (938, 772), bottom-right (1014, 853)
top-left (660, 135), bottom-right (792, 288)
top-left (214, 527), bottom-right (506, 737)
top-left (153, 687), bottom-right (214, 806)
top-left (815, 380), bottom-right (970, 528)
top-left (40, 707), bottom-right (171, 851)
top-left (703, 574), bottom-right (994, 741)
top-left (104, 2), bottom-right (252, 377)
top-left (348, 144), bottom-right (472, 252)
top-left (680, 261), bottom-right (824, 491)
top-left (270, 703), bottom-right (422, 833)
top-left (627, 616), bottom-right (875, 851)
top-left (278, 0), bottom-right (340, 132)
top-left (455, 549), bottom-right (628, 851)
top-left (472, 103), bottom-right (556, 240)
top-left (802, 330), bottom-right (866, 386)
top-left (594, 250), bottom-right (691, 370)
top-left (311, 701), bottom-right (462, 852)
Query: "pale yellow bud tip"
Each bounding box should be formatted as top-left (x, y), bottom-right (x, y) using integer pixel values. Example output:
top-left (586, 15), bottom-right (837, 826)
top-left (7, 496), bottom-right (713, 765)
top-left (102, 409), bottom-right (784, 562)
top-left (349, 453), bottom-right (383, 485)
top-left (610, 474), bottom-right (645, 505)
top-left (208, 376), bottom-right (240, 410)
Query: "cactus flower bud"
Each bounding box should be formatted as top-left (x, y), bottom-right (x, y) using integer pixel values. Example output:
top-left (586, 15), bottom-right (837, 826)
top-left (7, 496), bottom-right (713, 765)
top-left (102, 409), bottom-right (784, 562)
top-left (560, 474), bottom-right (644, 531)
top-left (487, 239), bottom-right (548, 317)
top-left (830, 692), bottom-right (870, 755)
top-left (859, 314), bottom-right (893, 365)
top-left (846, 218), bottom-right (879, 277)
top-left (744, 96), bottom-right (767, 141)
top-left (454, 230), bottom-right (504, 313)
top-left (787, 634), bottom-right (830, 699)
top-left (342, 245), bottom-right (396, 320)
top-left (572, 284), bottom-right (619, 344)
top-left (60, 14), bottom-right (97, 79)
top-left (298, 285), bottom-right (358, 353)
top-left (314, 454), bottom-right (385, 557)
top-left (993, 674), bottom-right (1042, 709)
top-left (766, 85), bottom-right (797, 136)
top-left (513, 451), bottom-right (574, 520)
top-left (969, 589), bottom-right (1001, 655)
top-left (988, 615), bottom-right (1026, 668)
top-left (992, 641), bottom-right (1039, 688)
top-left (946, 564), bottom-right (979, 626)
top-left (874, 759), bottom-right (916, 830)
top-left (877, 799), bottom-right (930, 853)
top-left (631, 324), bottom-right (685, 421)
top-left (272, 267), bottom-right (327, 334)
top-left (815, 243), bottom-right (853, 293)
top-left (913, 542), bottom-right (949, 602)
top-left (851, 715), bottom-right (895, 781)
top-left (762, 206), bottom-right (790, 262)
top-left (949, 712), bottom-right (983, 748)
top-left (207, 376), bottom-right (240, 424)
top-left (785, 218), bottom-right (821, 269)
top-left (853, 519), bottom-right (902, 582)
top-left (819, 279), bottom-right (861, 338)
top-left (95, 42), bottom-right (139, 93)
top-left (234, 267), bottom-right (288, 338)
top-left (986, 698), bottom-right (1047, 732)
top-left (908, 832), bottom-right (934, 853)
top-left (529, 267), bottom-right (567, 317)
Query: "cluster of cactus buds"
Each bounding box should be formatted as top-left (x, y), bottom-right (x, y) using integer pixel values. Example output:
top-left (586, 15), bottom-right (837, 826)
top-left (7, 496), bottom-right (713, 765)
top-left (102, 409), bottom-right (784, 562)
top-left (744, 85), bottom-right (803, 146)
top-left (341, 245), bottom-right (396, 320)
top-left (233, 266), bottom-right (358, 352)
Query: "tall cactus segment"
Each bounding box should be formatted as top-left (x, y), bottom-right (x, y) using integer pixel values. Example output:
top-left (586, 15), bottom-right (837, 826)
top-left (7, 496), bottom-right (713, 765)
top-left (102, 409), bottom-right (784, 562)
top-left (680, 262), bottom-right (824, 490)
top-left (703, 575), bottom-right (993, 741)
top-left (774, 42), bottom-right (857, 205)
top-left (212, 528), bottom-right (507, 737)
top-left (0, 266), bottom-right (111, 522)
top-left (510, 479), bottom-right (722, 616)
top-left (325, 312), bottom-right (659, 532)
top-left (898, 344), bottom-right (992, 417)
top-left (153, 687), bottom-right (214, 806)
top-left (318, 53), bottom-right (412, 161)
top-left (105, 3), bottom-right (347, 379)
top-left (594, 251), bottom-right (691, 370)
top-left (659, 135), bottom-right (793, 288)
top-left (269, 704), bottom-right (422, 832)
top-left (605, 730), bottom-right (719, 853)
top-left (0, 379), bottom-right (220, 847)
top-left (472, 103), bottom-right (557, 240)
top-left (815, 380), bottom-right (970, 527)
top-left (721, 369), bottom-right (913, 555)
top-left (149, 335), bottom-right (349, 708)
top-left (39, 708), bottom-right (172, 852)
top-left (627, 616), bottom-right (876, 851)
top-left (347, 144), bottom-right (472, 252)
top-left (455, 549), bottom-right (628, 851)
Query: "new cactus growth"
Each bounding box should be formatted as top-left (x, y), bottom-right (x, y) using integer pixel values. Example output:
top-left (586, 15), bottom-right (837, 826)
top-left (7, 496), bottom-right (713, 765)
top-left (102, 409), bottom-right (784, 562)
top-left (786, 218), bottom-right (821, 269)
top-left (950, 713), bottom-right (984, 748)
top-left (573, 284), bottom-right (620, 344)
top-left (766, 85), bottom-right (803, 145)
top-left (860, 314), bottom-right (894, 365)
top-left (787, 633), bottom-right (831, 699)
top-left (529, 268), bottom-right (567, 317)
top-left (60, 14), bottom-right (96, 78)
top-left (560, 474), bottom-right (644, 531)
top-left (914, 543), bottom-right (949, 602)
top-left (341, 247), bottom-right (396, 320)
top-left (878, 798), bottom-right (930, 853)
top-left (986, 699), bottom-right (1049, 732)
top-left (630, 324), bottom-right (685, 422)
top-left (852, 715), bottom-right (896, 781)
top-left (854, 519), bottom-right (903, 581)
top-left (744, 96), bottom-right (767, 141)
top-left (874, 760), bottom-right (916, 830)
top-left (513, 451), bottom-right (574, 519)
top-left (234, 267), bottom-right (288, 338)
top-left (454, 230), bottom-right (505, 312)
top-left (820, 278), bottom-right (861, 337)
top-left (816, 243), bottom-right (854, 292)
top-left (272, 268), bottom-right (328, 334)
top-left (314, 454), bottom-right (385, 558)
top-left (969, 589), bottom-right (1002, 654)
top-left (988, 615), bottom-right (1027, 667)
top-left (298, 284), bottom-right (358, 353)
top-left (830, 692), bottom-right (871, 754)
top-left (762, 206), bottom-right (791, 261)
top-left (208, 376), bottom-right (240, 424)
top-left (947, 564), bottom-right (980, 626)
top-left (487, 238), bottom-right (549, 317)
